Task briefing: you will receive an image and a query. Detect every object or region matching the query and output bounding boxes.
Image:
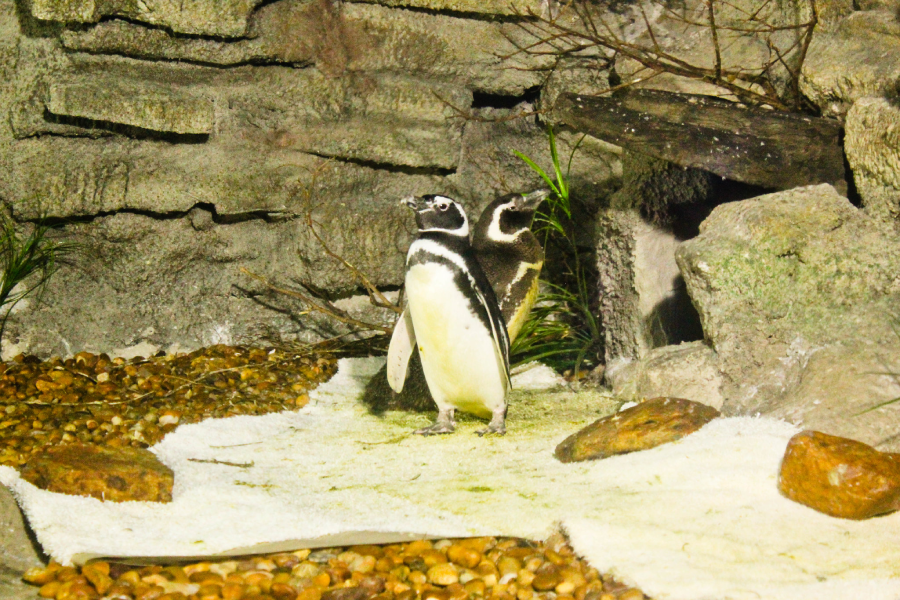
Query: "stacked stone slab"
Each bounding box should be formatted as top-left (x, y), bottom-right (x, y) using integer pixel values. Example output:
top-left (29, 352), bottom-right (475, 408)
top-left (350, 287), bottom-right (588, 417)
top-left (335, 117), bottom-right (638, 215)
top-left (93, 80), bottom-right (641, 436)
top-left (0, 0), bottom-right (617, 358)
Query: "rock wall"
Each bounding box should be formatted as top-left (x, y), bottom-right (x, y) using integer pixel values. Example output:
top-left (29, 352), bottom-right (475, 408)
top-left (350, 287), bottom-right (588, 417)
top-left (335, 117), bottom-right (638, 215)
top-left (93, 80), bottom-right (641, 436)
top-left (0, 0), bottom-right (620, 358)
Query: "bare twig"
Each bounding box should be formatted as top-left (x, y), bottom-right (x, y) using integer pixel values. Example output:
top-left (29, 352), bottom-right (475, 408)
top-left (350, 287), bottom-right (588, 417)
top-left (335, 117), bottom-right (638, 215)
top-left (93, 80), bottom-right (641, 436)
top-left (505, 0), bottom-right (819, 112)
top-left (241, 268), bottom-right (393, 335)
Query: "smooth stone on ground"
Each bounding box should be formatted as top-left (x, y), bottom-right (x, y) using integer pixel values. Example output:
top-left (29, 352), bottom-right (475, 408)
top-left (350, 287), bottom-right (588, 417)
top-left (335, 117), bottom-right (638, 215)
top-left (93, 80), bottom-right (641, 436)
top-left (554, 397), bottom-right (720, 463)
top-left (779, 430), bottom-right (900, 519)
top-left (20, 443), bottom-right (174, 503)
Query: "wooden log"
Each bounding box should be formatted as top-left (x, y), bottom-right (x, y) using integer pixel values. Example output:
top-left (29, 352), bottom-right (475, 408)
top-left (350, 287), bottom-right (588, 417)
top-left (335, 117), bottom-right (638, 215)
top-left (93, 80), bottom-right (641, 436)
top-left (555, 89), bottom-right (845, 191)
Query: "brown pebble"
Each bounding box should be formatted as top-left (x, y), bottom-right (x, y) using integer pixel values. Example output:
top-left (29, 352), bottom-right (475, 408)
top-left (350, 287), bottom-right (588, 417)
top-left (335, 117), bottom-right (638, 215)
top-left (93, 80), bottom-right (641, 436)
top-left (531, 569), bottom-right (560, 592)
top-left (779, 429), bottom-right (900, 519)
top-left (271, 582), bottom-right (299, 600)
top-left (555, 397), bottom-right (720, 462)
top-left (446, 545), bottom-right (481, 570)
top-left (321, 587), bottom-right (369, 600)
top-left (427, 563), bottom-right (459, 586)
top-left (296, 587), bottom-right (322, 600)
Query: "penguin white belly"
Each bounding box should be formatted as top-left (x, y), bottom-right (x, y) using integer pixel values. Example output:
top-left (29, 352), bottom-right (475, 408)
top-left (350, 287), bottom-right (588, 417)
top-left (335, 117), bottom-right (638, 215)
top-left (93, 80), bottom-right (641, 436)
top-left (405, 263), bottom-right (507, 419)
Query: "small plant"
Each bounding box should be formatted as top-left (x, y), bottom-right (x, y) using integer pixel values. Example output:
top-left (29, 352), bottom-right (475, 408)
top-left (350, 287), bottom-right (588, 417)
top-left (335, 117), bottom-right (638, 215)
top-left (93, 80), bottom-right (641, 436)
top-left (511, 126), bottom-right (603, 375)
top-left (0, 215), bottom-right (77, 345)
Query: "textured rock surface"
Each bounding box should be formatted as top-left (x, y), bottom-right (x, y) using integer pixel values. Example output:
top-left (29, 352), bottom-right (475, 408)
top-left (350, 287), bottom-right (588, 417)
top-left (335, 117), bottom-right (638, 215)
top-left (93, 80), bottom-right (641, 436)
top-left (779, 430), bottom-right (900, 519)
top-left (0, 485), bottom-right (44, 583)
top-left (20, 443), bottom-right (174, 502)
top-left (845, 96), bottom-right (900, 227)
top-left (596, 152), bottom-right (710, 365)
top-left (0, 0), bottom-right (624, 358)
top-left (606, 341), bottom-right (724, 410)
top-left (30, 0), bottom-right (265, 37)
top-left (345, 0), bottom-right (543, 14)
top-left (801, 10), bottom-right (900, 117)
top-left (554, 397), bottom-right (720, 462)
top-left (676, 184), bottom-right (900, 448)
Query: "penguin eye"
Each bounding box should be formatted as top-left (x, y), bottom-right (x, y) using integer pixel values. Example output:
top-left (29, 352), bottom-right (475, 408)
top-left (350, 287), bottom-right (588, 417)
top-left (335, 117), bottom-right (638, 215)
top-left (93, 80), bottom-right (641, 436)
top-left (436, 202), bottom-right (450, 211)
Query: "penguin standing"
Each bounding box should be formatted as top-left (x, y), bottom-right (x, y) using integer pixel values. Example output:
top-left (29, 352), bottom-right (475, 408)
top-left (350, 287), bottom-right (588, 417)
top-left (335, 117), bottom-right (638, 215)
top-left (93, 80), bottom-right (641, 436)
top-left (388, 195), bottom-right (511, 435)
top-left (362, 190), bottom-right (549, 414)
top-left (472, 190), bottom-right (548, 342)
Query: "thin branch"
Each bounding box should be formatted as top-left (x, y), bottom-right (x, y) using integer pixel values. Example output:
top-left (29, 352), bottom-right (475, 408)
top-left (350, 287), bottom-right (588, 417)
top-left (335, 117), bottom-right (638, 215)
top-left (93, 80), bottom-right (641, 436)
top-left (241, 268), bottom-right (393, 335)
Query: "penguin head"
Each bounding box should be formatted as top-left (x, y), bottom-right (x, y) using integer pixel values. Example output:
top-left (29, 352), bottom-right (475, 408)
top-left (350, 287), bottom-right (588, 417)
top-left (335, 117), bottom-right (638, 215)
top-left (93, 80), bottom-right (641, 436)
top-left (476, 189), bottom-right (550, 244)
top-left (402, 194), bottom-right (469, 237)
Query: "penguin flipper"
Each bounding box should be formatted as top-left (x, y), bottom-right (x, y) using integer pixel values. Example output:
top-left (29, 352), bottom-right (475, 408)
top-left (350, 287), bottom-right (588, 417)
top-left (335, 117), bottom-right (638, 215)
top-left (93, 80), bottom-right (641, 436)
top-left (387, 307), bottom-right (416, 393)
top-left (472, 285), bottom-right (512, 391)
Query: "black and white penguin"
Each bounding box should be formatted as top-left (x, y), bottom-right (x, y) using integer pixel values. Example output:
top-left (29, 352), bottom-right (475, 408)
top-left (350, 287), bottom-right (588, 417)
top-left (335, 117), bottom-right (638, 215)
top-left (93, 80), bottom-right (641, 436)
top-left (388, 194), bottom-right (511, 435)
top-left (472, 190), bottom-right (548, 342)
top-left (362, 190), bottom-right (549, 415)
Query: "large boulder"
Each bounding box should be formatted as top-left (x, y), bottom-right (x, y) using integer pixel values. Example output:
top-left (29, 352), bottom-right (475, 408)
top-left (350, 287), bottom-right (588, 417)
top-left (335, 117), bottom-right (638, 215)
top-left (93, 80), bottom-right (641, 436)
top-left (801, 10), bottom-right (900, 117)
top-left (675, 184), bottom-right (900, 449)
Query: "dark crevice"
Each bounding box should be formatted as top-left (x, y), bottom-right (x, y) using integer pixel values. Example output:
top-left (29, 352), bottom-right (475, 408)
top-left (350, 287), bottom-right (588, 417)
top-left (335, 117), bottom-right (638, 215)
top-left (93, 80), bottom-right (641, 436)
top-left (369, 3), bottom-right (538, 23)
top-left (472, 86), bottom-right (541, 109)
top-left (303, 152), bottom-right (457, 177)
top-left (43, 110), bottom-right (210, 144)
top-left (33, 203), bottom-right (295, 228)
top-left (61, 41), bottom-right (314, 70)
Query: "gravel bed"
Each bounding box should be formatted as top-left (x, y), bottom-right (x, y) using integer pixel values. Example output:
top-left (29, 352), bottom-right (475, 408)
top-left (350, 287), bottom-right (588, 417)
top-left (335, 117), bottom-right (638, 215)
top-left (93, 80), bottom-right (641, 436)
top-left (0, 345), bottom-right (337, 468)
top-left (22, 535), bottom-right (648, 600)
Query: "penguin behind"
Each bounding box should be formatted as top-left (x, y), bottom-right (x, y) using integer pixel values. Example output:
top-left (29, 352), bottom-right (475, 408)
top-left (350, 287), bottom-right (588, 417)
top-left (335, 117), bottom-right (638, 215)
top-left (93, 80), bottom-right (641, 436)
top-left (362, 190), bottom-right (548, 414)
top-left (472, 190), bottom-right (548, 342)
top-left (388, 195), bottom-right (511, 435)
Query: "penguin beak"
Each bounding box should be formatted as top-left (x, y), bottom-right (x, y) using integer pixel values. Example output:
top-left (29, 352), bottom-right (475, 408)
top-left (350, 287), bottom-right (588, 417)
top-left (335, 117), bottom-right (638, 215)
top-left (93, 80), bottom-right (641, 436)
top-left (401, 196), bottom-right (420, 210)
top-left (520, 189), bottom-right (551, 210)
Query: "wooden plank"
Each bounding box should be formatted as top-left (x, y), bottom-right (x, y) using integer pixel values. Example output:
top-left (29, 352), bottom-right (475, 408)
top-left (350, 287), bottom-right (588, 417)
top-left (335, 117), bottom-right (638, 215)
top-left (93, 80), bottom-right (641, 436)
top-left (555, 90), bottom-right (845, 191)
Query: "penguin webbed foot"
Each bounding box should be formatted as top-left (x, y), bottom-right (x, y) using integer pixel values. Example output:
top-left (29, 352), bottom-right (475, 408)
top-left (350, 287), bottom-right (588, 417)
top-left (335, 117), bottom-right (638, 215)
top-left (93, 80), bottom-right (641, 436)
top-left (414, 409), bottom-right (456, 435)
top-left (476, 406), bottom-right (507, 436)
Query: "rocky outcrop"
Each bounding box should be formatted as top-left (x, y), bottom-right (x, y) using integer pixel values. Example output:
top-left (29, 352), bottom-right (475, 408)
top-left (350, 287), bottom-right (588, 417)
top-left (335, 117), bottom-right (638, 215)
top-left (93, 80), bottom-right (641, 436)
top-left (845, 96), bottom-right (900, 228)
top-left (675, 184), bottom-right (900, 449)
top-left (801, 10), bottom-right (900, 117)
top-left (0, 0), bottom-right (622, 358)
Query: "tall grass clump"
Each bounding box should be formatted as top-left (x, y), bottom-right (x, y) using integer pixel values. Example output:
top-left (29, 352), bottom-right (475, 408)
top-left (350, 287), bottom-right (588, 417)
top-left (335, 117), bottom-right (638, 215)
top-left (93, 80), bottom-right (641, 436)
top-left (511, 126), bottom-right (603, 376)
top-left (0, 215), bottom-right (77, 345)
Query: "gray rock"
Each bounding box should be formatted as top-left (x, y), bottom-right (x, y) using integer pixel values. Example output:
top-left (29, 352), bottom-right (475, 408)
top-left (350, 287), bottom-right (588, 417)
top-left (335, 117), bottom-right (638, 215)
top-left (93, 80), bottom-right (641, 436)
top-left (845, 96), bottom-right (900, 228)
top-left (60, 2), bottom-right (552, 96)
top-left (606, 341), bottom-right (724, 411)
top-left (675, 184), bottom-right (900, 447)
top-left (30, 0), bottom-right (265, 37)
top-left (47, 79), bottom-right (215, 135)
top-left (0, 484), bottom-right (44, 600)
top-left (801, 11), bottom-right (900, 117)
top-left (596, 152), bottom-right (709, 365)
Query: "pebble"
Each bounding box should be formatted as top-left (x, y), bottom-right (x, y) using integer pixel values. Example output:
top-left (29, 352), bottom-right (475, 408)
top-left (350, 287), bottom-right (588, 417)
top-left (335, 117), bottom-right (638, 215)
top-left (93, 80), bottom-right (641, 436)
top-left (555, 397), bottom-right (720, 462)
top-left (779, 429), bottom-right (900, 519)
top-left (22, 538), bottom-right (651, 600)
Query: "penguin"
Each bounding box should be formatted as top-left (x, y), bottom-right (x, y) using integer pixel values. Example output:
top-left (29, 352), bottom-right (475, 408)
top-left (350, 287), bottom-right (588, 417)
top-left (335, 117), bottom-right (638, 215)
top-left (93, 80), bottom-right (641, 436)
top-left (388, 194), bottom-right (511, 435)
top-left (361, 190), bottom-right (549, 414)
top-left (472, 190), bottom-right (549, 342)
